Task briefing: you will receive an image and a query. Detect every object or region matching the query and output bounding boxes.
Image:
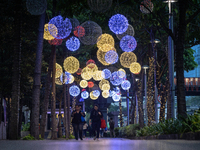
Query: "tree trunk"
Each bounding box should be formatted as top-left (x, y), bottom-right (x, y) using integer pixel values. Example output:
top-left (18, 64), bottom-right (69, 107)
top-left (63, 84), bottom-right (69, 139)
top-left (130, 73), bottom-right (136, 124)
top-left (18, 99), bottom-right (23, 137)
top-left (40, 46), bottom-right (56, 138)
top-left (58, 93), bottom-right (63, 138)
top-left (137, 76), bottom-right (144, 128)
top-left (119, 98), bottom-right (123, 127)
top-left (9, 1), bottom-right (21, 139)
top-left (51, 52), bottom-right (57, 139)
top-left (67, 85), bottom-right (71, 136)
top-left (30, 12), bottom-right (45, 139)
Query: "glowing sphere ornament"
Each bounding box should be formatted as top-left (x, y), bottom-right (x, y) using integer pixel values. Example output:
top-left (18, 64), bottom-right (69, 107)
top-left (60, 72), bottom-right (71, 84)
top-left (114, 87), bottom-right (121, 94)
top-left (102, 90), bottom-right (109, 98)
top-left (26, 0), bottom-right (47, 15)
top-left (88, 81), bottom-right (94, 88)
top-left (117, 69), bottom-right (126, 78)
top-left (140, 0), bottom-right (154, 14)
top-left (116, 24), bottom-right (135, 40)
top-left (63, 56), bottom-right (80, 74)
top-left (92, 90), bottom-right (100, 97)
top-left (110, 71), bottom-right (124, 86)
top-left (81, 91), bottom-right (89, 99)
top-left (79, 21), bottom-right (102, 45)
top-left (112, 94), bottom-right (121, 102)
top-left (99, 79), bottom-right (110, 90)
top-left (108, 14), bottom-right (128, 34)
top-left (102, 84), bottom-right (110, 91)
top-left (66, 36), bottom-right (80, 51)
top-left (48, 38), bottom-right (62, 45)
top-left (68, 75), bottom-right (74, 84)
top-left (97, 34), bottom-right (115, 49)
top-left (87, 64), bottom-right (98, 75)
top-left (87, 0), bottom-right (113, 13)
top-left (109, 90), bottom-right (116, 97)
top-left (102, 69), bottom-right (111, 79)
top-left (69, 85), bottom-right (80, 97)
top-left (48, 15), bottom-right (72, 39)
top-left (70, 18), bottom-right (80, 31)
top-left (74, 26), bottom-right (85, 37)
top-left (90, 92), bottom-right (98, 100)
top-left (55, 77), bottom-right (63, 85)
top-left (99, 44), bottom-right (116, 53)
top-left (80, 80), bottom-right (88, 88)
top-left (130, 62), bottom-right (141, 74)
top-left (76, 68), bottom-right (82, 75)
top-left (93, 71), bottom-right (104, 81)
top-left (121, 80), bottom-right (131, 90)
top-left (43, 24), bottom-right (57, 40)
top-left (81, 67), bottom-right (93, 80)
top-left (120, 52), bottom-right (137, 68)
top-left (55, 63), bottom-right (63, 78)
top-left (105, 50), bottom-right (118, 64)
top-left (97, 49), bottom-right (110, 66)
top-left (120, 35), bottom-right (137, 52)
top-left (86, 59), bottom-right (95, 66)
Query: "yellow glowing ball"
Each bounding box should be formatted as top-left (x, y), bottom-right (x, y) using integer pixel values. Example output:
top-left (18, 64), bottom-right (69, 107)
top-left (102, 84), bottom-right (110, 91)
top-left (93, 71), bottom-right (104, 81)
top-left (120, 52), bottom-right (137, 68)
top-left (63, 56), bottom-right (80, 74)
top-left (99, 44), bottom-right (116, 52)
top-left (97, 33), bottom-right (115, 49)
top-left (43, 24), bottom-right (57, 40)
top-left (118, 68), bottom-right (126, 78)
top-left (130, 62), bottom-right (141, 74)
top-left (55, 63), bottom-right (63, 78)
top-left (68, 75), bottom-right (74, 84)
top-left (99, 79), bottom-right (109, 90)
top-left (55, 77), bottom-right (63, 85)
top-left (102, 90), bottom-right (109, 98)
top-left (81, 67), bottom-right (93, 80)
top-left (90, 92), bottom-right (98, 100)
top-left (80, 80), bottom-right (88, 88)
top-left (87, 63), bottom-right (98, 75)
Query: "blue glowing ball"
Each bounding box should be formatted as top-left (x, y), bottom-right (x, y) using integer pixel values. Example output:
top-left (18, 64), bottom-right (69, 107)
top-left (117, 70), bottom-right (126, 78)
top-left (81, 91), bottom-right (89, 99)
top-left (60, 72), bottom-right (71, 84)
top-left (120, 35), bottom-right (137, 52)
top-left (108, 14), bottom-right (128, 34)
top-left (102, 69), bottom-right (111, 79)
top-left (112, 94), bottom-right (121, 101)
top-left (105, 50), bottom-right (118, 64)
top-left (109, 90), bottom-right (116, 97)
top-left (66, 36), bottom-right (80, 51)
top-left (110, 71), bottom-right (124, 86)
top-left (121, 80), bottom-right (131, 90)
top-left (114, 87), bottom-right (121, 94)
top-left (79, 98), bottom-right (84, 102)
top-left (93, 90), bottom-right (100, 97)
top-left (49, 15), bottom-right (72, 39)
top-left (69, 85), bottom-right (80, 97)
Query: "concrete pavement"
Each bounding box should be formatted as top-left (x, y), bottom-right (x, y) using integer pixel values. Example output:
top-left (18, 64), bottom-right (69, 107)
top-left (0, 138), bottom-right (200, 150)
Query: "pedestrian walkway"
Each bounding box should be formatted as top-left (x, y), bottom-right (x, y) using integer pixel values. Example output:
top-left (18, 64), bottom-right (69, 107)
top-left (1, 138), bottom-right (200, 150)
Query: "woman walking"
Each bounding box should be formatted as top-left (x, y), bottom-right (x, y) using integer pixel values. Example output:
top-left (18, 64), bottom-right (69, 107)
top-left (71, 105), bottom-right (85, 140)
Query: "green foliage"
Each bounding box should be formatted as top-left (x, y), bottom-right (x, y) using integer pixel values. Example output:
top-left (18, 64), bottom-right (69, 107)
top-left (22, 134), bottom-right (36, 140)
top-left (136, 110), bottom-right (200, 137)
top-left (21, 122), bottom-right (30, 131)
top-left (183, 48), bottom-right (198, 72)
top-left (117, 124), bottom-right (140, 137)
top-left (114, 127), bottom-right (120, 137)
top-left (69, 134), bottom-right (75, 139)
top-left (186, 96), bottom-right (200, 106)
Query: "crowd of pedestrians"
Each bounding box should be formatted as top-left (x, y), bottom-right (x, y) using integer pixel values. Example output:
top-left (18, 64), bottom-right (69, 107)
top-left (71, 104), bottom-right (115, 141)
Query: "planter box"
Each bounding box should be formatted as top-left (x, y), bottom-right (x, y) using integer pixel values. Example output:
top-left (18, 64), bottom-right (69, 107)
top-left (21, 131), bottom-right (30, 138)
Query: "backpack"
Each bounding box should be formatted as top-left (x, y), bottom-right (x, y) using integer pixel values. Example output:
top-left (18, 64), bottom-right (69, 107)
top-left (110, 121), bottom-right (114, 129)
top-left (101, 119), bottom-right (106, 129)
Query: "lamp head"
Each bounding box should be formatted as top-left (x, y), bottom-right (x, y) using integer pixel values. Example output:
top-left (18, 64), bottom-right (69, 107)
top-left (142, 65), bottom-right (149, 70)
top-left (163, 0), bottom-right (178, 3)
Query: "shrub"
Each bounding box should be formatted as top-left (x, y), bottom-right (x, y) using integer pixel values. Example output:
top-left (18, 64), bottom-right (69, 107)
top-left (125, 124), bottom-right (140, 137)
top-left (69, 134), bottom-right (75, 139)
top-left (114, 127), bottom-right (120, 137)
top-left (22, 134), bottom-right (35, 140)
top-left (22, 122), bottom-right (30, 131)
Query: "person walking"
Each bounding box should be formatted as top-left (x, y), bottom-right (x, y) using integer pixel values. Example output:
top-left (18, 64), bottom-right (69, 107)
top-left (109, 117), bottom-right (115, 138)
top-left (71, 105), bottom-right (85, 140)
top-left (90, 104), bottom-right (103, 140)
top-left (82, 121), bottom-right (88, 138)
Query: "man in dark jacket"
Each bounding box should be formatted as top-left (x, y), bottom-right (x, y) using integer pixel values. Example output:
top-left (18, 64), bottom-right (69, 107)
top-left (71, 105), bottom-right (85, 140)
top-left (90, 104), bottom-right (103, 140)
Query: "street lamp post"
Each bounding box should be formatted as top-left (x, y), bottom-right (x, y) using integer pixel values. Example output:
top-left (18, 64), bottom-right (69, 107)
top-left (163, 0), bottom-right (177, 119)
top-left (142, 65), bottom-right (149, 126)
top-left (135, 78), bottom-right (140, 124)
top-left (127, 89), bottom-right (129, 126)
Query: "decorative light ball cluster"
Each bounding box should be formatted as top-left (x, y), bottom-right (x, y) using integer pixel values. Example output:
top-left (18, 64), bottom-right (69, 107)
top-left (93, 71), bottom-right (104, 81)
top-left (120, 52), bottom-right (137, 68)
top-left (105, 50), bottom-right (118, 64)
top-left (55, 63), bottom-right (63, 78)
top-left (74, 26), bottom-right (85, 37)
top-left (79, 21), bottom-right (102, 45)
top-left (108, 14), bottom-right (129, 34)
top-left (97, 49), bottom-right (110, 66)
top-left (110, 71), bottom-right (124, 86)
top-left (92, 90), bottom-right (100, 97)
top-left (63, 56), bottom-right (80, 74)
top-left (140, 0), bottom-right (154, 14)
top-left (68, 75), bottom-right (74, 84)
top-left (88, 81), bottom-right (94, 88)
top-left (99, 79), bottom-right (109, 90)
top-left (66, 36), bottom-right (80, 51)
top-left (99, 44), bottom-right (116, 52)
top-left (81, 67), bottom-right (92, 80)
top-left (69, 85), bottom-right (80, 97)
top-left (87, 64), bottom-right (98, 75)
top-left (102, 84), bottom-right (110, 91)
top-left (120, 35), bottom-right (137, 52)
top-left (121, 80), bottom-right (131, 90)
top-left (87, 0), bottom-right (113, 13)
top-left (48, 15), bottom-right (72, 39)
top-left (112, 94), bottom-right (121, 101)
top-left (97, 34), bottom-right (115, 49)
top-left (43, 24), bottom-right (57, 40)
top-left (60, 72), bottom-right (69, 84)
top-left (116, 24), bottom-right (135, 40)
top-left (86, 59), bottom-right (95, 66)
top-left (55, 77), bottom-right (63, 85)
top-left (26, 0), bottom-right (47, 15)
top-left (80, 80), bottom-right (88, 88)
top-left (48, 38), bottom-right (62, 45)
top-left (90, 92), bottom-right (98, 100)
top-left (81, 91), bottom-right (89, 99)
top-left (102, 90), bottom-right (109, 98)
top-left (117, 68), bottom-right (126, 78)
top-left (109, 90), bottom-right (116, 97)
top-left (129, 62), bottom-right (141, 74)
top-left (102, 69), bottom-right (111, 79)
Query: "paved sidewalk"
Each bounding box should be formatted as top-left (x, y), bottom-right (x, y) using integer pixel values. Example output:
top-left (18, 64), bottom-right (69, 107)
top-left (1, 138), bottom-right (200, 150)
